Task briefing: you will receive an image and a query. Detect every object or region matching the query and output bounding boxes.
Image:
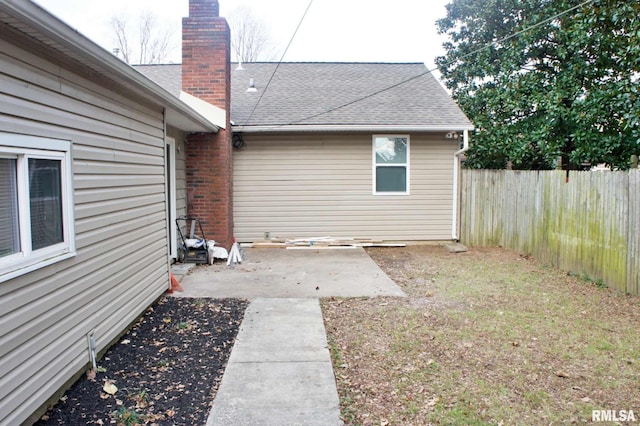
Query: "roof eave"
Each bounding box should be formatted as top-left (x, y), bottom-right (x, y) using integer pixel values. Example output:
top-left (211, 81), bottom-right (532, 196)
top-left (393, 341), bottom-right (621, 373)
top-left (232, 124), bottom-right (475, 133)
top-left (1, 0), bottom-right (219, 133)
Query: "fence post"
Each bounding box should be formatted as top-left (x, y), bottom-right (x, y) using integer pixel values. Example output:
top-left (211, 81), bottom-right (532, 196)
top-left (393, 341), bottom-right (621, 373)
top-left (628, 170), bottom-right (639, 295)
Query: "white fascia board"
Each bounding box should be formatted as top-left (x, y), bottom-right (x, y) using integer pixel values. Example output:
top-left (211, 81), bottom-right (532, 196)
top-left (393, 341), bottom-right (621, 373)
top-left (233, 124), bottom-right (475, 133)
top-left (179, 92), bottom-right (227, 130)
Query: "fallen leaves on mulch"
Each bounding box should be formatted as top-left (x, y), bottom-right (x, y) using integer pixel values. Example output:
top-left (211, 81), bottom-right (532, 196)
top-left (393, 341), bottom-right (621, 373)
top-left (36, 297), bottom-right (248, 426)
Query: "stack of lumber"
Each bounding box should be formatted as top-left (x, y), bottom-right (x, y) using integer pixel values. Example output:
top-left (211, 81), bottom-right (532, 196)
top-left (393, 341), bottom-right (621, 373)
top-left (250, 236), bottom-right (405, 249)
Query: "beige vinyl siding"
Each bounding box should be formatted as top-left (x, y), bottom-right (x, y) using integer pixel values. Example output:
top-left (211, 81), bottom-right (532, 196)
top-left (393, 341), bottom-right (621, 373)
top-left (233, 133), bottom-right (457, 242)
top-left (166, 127), bottom-right (188, 253)
top-left (167, 127), bottom-right (188, 220)
top-left (0, 39), bottom-right (169, 424)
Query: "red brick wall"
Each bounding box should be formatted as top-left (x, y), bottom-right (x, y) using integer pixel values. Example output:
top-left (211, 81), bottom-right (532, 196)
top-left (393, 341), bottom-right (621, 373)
top-left (182, 0), bottom-right (233, 248)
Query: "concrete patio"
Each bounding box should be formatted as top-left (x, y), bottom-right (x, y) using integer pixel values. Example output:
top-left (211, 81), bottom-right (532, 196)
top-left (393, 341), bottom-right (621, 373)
top-left (173, 247), bottom-right (406, 299)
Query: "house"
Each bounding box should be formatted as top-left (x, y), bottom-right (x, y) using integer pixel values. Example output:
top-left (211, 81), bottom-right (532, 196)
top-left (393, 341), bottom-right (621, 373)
top-left (0, 1), bottom-right (225, 424)
top-left (1, 0), bottom-right (471, 420)
top-left (139, 28), bottom-right (474, 244)
top-left (229, 62), bottom-right (474, 242)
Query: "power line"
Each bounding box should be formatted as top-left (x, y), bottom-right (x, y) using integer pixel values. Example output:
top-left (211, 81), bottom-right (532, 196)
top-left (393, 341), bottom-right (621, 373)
top-left (287, 69), bottom-right (430, 125)
top-left (250, 0), bottom-right (596, 129)
top-left (245, 0), bottom-right (314, 125)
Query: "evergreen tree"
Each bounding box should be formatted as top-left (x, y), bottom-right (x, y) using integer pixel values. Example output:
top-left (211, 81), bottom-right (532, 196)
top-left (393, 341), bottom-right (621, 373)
top-left (437, 0), bottom-right (640, 169)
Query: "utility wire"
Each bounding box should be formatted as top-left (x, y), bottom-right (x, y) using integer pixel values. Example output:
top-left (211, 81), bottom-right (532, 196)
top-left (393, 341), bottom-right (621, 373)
top-left (248, 0), bottom-right (596, 129)
top-left (245, 0), bottom-right (314, 125)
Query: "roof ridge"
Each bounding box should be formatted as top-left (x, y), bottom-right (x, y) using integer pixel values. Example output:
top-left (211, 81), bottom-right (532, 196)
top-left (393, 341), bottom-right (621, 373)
top-left (134, 63), bottom-right (181, 67)
top-left (135, 62), bottom-right (427, 67)
top-left (230, 61), bottom-right (425, 65)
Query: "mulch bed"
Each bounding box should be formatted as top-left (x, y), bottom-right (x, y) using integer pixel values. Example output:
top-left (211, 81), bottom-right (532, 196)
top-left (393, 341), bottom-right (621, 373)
top-left (36, 296), bottom-right (248, 426)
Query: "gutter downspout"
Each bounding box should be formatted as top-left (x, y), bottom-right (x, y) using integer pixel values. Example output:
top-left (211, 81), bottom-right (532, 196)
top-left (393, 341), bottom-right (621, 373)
top-left (452, 129), bottom-right (470, 241)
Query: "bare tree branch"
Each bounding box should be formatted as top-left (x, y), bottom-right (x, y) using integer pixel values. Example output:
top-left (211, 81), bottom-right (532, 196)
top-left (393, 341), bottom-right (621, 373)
top-left (228, 6), bottom-right (276, 63)
top-left (110, 10), bottom-right (176, 64)
top-left (110, 15), bottom-right (131, 63)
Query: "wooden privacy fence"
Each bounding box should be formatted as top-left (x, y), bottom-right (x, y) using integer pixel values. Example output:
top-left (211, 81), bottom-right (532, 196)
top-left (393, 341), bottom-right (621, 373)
top-left (460, 169), bottom-right (640, 295)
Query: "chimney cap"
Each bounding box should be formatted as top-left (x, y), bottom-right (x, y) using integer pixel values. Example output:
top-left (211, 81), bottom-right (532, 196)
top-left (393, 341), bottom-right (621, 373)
top-left (189, 0), bottom-right (220, 18)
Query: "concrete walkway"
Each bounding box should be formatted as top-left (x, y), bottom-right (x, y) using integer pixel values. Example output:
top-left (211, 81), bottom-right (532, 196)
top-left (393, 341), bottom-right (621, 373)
top-left (172, 248), bottom-right (405, 425)
top-left (206, 298), bottom-right (342, 425)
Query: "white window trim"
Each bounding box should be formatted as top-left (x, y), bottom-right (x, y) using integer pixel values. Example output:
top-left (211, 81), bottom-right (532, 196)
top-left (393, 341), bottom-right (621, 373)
top-left (0, 133), bottom-right (75, 283)
top-left (372, 134), bottom-right (410, 195)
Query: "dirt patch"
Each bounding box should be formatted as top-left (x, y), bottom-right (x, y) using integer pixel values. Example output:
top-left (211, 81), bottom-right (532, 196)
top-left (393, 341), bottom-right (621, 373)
top-left (36, 297), bottom-right (247, 426)
top-left (322, 245), bottom-right (640, 425)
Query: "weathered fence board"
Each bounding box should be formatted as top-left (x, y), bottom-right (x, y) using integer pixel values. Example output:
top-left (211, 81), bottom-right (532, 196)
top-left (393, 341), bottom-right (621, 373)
top-left (628, 170), bottom-right (640, 296)
top-left (461, 170), bottom-right (638, 295)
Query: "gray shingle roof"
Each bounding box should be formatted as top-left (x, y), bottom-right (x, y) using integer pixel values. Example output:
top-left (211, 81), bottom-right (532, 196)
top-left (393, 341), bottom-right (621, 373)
top-left (135, 62), bottom-right (472, 129)
top-left (135, 64), bottom-right (182, 98)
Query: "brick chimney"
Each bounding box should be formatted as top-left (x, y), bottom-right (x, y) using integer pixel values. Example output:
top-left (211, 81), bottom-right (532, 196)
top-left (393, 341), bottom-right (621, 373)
top-left (182, 0), bottom-right (233, 248)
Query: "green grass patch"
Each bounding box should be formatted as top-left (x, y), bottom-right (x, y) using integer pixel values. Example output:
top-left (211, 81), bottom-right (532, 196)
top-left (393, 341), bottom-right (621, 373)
top-left (322, 246), bottom-right (640, 425)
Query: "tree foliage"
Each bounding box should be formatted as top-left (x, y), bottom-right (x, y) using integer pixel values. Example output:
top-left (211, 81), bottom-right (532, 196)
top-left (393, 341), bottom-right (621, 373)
top-left (436, 0), bottom-right (640, 169)
top-left (110, 11), bottom-right (175, 65)
top-left (228, 6), bottom-right (276, 63)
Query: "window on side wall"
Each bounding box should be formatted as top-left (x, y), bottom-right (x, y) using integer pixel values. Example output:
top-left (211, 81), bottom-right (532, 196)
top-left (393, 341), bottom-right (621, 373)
top-left (373, 135), bottom-right (409, 195)
top-left (0, 134), bottom-right (75, 283)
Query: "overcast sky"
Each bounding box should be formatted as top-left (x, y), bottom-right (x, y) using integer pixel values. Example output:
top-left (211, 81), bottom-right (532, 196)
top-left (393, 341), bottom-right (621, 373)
top-left (34, 0), bottom-right (451, 71)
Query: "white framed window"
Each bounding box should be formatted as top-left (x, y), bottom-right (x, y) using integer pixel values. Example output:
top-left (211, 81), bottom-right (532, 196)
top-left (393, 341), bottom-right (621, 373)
top-left (0, 133), bottom-right (75, 283)
top-left (373, 135), bottom-right (410, 195)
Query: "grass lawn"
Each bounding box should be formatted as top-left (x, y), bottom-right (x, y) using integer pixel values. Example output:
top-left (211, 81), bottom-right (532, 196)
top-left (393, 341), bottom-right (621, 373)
top-left (321, 245), bottom-right (640, 425)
